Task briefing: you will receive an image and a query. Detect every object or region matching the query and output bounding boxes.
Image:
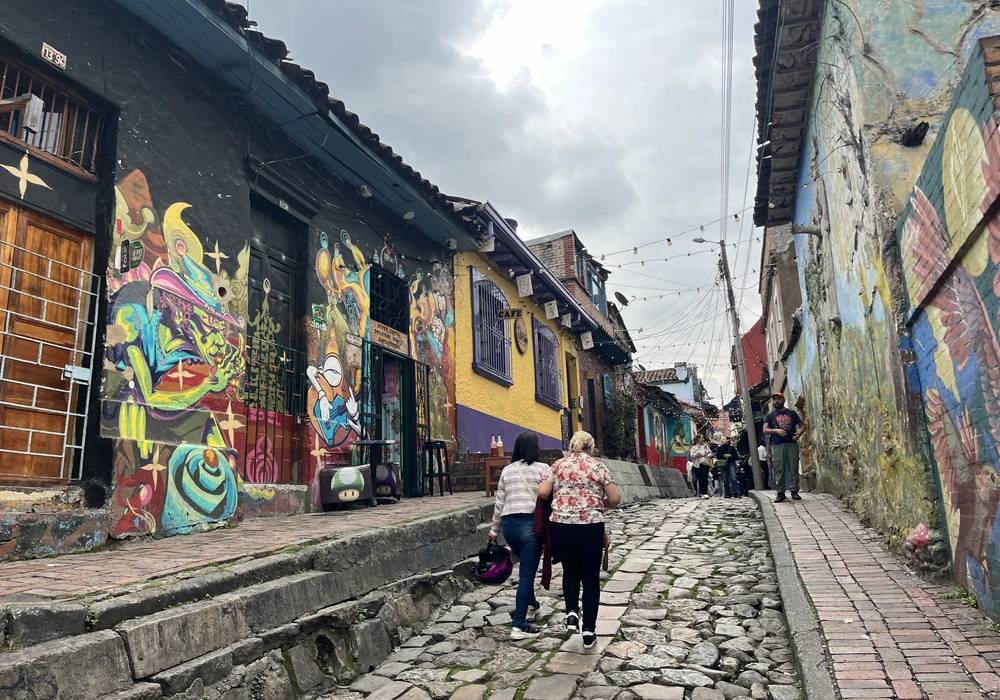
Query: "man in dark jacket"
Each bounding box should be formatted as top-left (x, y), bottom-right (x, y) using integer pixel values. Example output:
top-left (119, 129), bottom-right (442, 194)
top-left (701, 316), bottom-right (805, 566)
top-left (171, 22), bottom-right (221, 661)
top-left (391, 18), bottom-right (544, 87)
top-left (715, 436), bottom-right (739, 498)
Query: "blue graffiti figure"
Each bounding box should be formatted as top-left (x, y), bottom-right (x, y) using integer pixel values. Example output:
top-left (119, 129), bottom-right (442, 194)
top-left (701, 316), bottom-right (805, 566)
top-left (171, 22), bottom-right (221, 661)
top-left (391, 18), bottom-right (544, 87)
top-left (306, 355), bottom-right (361, 448)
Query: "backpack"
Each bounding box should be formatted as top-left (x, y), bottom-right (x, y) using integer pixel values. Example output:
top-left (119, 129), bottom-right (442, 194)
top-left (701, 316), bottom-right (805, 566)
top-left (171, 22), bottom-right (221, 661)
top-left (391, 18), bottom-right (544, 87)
top-left (475, 541), bottom-right (513, 585)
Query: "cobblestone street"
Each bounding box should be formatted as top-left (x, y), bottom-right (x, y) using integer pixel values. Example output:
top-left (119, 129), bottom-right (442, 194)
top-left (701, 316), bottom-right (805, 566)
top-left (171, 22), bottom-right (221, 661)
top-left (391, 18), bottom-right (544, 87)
top-left (326, 498), bottom-right (800, 700)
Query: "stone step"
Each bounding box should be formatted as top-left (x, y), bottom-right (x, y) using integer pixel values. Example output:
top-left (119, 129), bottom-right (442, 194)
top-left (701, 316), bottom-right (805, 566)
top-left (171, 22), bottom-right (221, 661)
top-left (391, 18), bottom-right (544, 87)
top-left (0, 501), bottom-right (493, 699)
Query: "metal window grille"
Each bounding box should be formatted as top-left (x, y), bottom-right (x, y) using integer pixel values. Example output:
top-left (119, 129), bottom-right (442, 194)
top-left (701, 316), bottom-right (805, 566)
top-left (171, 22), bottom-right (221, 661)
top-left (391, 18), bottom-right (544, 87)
top-left (471, 271), bottom-right (511, 383)
top-left (0, 237), bottom-right (100, 482)
top-left (371, 267), bottom-right (409, 333)
top-left (242, 337), bottom-right (306, 484)
top-left (533, 320), bottom-right (561, 407)
top-left (0, 56), bottom-right (102, 174)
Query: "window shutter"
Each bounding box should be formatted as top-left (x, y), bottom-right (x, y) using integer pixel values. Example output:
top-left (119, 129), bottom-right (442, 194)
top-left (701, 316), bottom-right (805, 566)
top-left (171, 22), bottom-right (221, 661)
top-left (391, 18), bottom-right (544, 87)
top-left (471, 270), bottom-right (482, 367)
top-left (603, 373), bottom-right (613, 407)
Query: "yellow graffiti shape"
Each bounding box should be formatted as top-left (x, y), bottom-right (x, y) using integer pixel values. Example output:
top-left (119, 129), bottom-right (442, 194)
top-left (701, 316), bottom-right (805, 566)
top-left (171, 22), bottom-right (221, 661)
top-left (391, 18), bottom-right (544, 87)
top-left (943, 108), bottom-right (989, 259)
top-left (925, 305), bottom-right (960, 399)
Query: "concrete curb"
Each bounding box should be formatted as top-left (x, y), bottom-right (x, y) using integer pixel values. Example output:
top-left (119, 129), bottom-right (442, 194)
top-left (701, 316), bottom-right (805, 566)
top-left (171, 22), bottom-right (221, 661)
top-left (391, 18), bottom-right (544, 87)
top-left (753, 492), bottom-right (839, 700)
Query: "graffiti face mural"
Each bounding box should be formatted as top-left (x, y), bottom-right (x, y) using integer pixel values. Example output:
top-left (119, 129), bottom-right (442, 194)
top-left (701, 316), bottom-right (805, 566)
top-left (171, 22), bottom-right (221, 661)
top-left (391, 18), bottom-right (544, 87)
top-left (104, 170), bottom-right (247, 538)
top-left (307, 230), bottom-right (368, 460)
top-left (898, 51), bottom-right (1000, 616)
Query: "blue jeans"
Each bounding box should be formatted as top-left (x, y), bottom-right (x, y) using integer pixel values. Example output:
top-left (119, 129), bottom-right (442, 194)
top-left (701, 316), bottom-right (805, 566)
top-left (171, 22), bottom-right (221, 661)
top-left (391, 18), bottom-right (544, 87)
top-left (501, 514), bottom-right (542, 629)
top-left (721, 460), bottom-right (738, 497)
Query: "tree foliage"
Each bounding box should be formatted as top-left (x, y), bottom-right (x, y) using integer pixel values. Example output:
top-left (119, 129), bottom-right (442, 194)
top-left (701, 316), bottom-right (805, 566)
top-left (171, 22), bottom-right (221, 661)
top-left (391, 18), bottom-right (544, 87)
top-left (602, 386), bottom-right (637, 460)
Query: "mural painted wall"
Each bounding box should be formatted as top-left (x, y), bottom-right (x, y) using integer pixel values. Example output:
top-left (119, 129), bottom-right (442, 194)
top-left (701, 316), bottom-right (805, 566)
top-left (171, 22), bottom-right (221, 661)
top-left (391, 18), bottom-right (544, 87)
top-left (453, 251), bottom-right (577, 452)
top-left (778, 1), bottom-right (1000, 550)
top-left (102, 170), bottom-right (247, 538)
top-left (304, 228), bottom-right (457, 503)
top-left (897, 37), bottom-right (1000, 616)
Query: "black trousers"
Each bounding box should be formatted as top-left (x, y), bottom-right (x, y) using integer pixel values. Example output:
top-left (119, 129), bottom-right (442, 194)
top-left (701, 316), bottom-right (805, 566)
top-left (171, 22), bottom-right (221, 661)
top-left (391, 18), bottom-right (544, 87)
top-left (695, 464), bottom-right (710, 496)
top-left (551, 521), bottom-right (604, 632)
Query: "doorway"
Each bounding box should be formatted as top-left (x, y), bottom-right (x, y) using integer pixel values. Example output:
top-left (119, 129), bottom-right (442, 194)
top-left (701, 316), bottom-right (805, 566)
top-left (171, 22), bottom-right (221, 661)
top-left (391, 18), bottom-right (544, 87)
top-left (0, 202), bottom-right (98, 485)
top-left (243, 198), bottom-right (306, 484)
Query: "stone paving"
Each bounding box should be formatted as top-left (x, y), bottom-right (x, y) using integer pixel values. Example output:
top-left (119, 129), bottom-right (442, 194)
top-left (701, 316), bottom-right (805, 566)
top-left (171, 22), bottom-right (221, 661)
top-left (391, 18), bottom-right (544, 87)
top-left (320, 497), bottom-right (801, 700)
top-left (0, 493), bottom-right (488, 600)
top-left (771, 492), bottom-right (1000, 699)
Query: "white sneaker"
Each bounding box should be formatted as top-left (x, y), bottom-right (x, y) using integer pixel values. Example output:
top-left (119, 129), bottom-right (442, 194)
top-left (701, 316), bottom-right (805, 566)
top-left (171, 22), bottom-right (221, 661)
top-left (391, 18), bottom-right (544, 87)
top-left (565, 611), bottom-right (581, 633)
top-left (510, 625), bottom-right (541, 639)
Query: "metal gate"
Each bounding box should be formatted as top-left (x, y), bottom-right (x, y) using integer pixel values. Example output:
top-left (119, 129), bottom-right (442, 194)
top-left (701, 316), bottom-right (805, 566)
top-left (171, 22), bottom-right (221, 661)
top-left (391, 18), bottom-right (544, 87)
top-left (0, 227), bottom-right (100, 484)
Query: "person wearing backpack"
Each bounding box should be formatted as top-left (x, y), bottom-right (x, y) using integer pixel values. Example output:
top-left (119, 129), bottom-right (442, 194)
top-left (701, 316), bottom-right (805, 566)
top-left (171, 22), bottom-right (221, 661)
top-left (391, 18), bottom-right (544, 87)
top-left (488, 432), bottom-right (551, 639)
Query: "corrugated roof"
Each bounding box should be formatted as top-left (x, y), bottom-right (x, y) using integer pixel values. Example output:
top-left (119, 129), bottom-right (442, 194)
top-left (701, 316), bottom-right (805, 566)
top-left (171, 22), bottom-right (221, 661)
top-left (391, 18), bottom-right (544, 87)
top-left (202, 0), bottom-right (470, 234)
top-left (752, 0), bottom-right (822, 227)
top-left (634, 368), bottom-right (682, 384)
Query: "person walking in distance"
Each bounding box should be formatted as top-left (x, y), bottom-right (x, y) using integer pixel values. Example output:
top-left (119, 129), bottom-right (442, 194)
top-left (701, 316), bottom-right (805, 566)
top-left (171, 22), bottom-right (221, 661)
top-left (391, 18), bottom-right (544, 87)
top-left (715, 436), bottom-right (739, 498)
top-left (757, 440), bottom-right (770, 489)
top-left (539, 431), bottom-right (621, 650)
top-left (689, 434), bottom-right (713, 499)
top-left (763, 392), bottom-right (802, 503)
top-left (488, 432), bottom-right (550, 639)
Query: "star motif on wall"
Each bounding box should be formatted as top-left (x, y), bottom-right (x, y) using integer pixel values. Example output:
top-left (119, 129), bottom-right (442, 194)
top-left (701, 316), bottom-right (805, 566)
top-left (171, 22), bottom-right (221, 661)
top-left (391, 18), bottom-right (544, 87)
top-left (218, 401), bottom-right (245, 446)
top-left (167, 359), bottom-right (195, 389)
top-left (206, 240), bottom-right (228, 274)
top-left (141, 447), bottom-right (168, 489)
top-left (1, 152), bottom-right (51, 199)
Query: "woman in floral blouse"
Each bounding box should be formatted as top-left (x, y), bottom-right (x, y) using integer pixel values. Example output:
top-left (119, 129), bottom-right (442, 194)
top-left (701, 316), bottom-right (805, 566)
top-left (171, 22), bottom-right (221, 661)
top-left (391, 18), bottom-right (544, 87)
top-left (538, 431), bottom-right (621, 649)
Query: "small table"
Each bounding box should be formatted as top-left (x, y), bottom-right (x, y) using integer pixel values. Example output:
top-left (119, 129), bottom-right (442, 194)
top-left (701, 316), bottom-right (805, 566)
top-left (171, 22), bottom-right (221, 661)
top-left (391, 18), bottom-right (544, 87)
top-left (484, 456), bottom-right (508, 496)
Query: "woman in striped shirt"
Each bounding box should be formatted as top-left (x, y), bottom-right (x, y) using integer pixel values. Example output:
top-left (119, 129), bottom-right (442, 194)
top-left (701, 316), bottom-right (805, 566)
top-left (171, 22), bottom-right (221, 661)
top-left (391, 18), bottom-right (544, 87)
top-left (488, 432), bottom-right (551, 639)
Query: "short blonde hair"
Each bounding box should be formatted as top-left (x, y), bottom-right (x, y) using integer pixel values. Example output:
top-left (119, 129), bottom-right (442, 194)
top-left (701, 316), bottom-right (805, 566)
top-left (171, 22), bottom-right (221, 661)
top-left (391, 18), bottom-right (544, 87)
top-left (569, 431), bottom-right (596, 453)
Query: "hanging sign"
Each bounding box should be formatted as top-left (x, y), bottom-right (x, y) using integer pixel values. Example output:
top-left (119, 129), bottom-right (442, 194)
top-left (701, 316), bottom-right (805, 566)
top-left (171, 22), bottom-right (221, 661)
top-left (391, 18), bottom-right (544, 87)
top-left (516, 273), bottom-right (533, 297)
top-left (544, 300), bottom-right (559, 320)
top-left (514, 317), bottom-right (529, 354)
top-left (580, 331), bottom-right (594, 350)
top-left (370, 320), bottom-right (410, 356)
top-left (497, 308), bottom-right (523, 319)
top-left (561, 313), bottom-right (572, 328)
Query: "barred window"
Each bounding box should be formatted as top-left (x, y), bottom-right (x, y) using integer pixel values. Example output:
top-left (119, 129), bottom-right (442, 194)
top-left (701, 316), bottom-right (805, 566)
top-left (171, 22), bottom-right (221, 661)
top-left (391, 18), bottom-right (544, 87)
top-left (471, 269), bottom-right (512, 385)
top-left (0, 56), bottom-right (103, 175)
top-left (533, 319), bottom-right (562, 409)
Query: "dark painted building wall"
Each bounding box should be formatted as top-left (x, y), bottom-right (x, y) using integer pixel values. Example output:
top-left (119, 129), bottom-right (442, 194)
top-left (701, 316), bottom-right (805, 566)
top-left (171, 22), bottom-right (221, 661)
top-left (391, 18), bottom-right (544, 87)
top-left (0, 0), bottom-right (458, 545)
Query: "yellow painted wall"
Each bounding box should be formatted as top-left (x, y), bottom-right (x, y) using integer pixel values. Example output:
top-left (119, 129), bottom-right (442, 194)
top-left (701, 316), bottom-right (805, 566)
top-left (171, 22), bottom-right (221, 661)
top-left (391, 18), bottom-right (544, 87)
top-left (454, 251), bottom-right (581, 446)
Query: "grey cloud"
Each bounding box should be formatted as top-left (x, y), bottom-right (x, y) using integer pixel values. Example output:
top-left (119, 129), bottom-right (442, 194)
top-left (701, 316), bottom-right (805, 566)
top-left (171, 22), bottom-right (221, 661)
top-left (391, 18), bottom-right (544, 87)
top-left (242, 0), bottom-right (761, 398)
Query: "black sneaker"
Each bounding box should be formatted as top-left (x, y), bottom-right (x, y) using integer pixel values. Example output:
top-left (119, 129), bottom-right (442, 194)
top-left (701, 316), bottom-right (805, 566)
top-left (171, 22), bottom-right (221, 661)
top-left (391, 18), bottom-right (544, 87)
top-left (510, 624), bottom-right (541, 640)
top-left (582, 631), bottom-right (597, 649)
top-left (791, 492), bottom-right (802, 500)
top-left (528, 600), bottom-right (541, 620)
top-left (774, 493), bottom-right (787, 503)
top-left (565, 611), bottom-right (581, 633)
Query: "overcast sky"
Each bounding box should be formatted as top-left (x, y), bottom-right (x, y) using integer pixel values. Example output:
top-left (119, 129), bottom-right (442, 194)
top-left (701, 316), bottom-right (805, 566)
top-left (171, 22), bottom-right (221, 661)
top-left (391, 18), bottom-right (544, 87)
top-left (243, 0), bottom-right (762, 403)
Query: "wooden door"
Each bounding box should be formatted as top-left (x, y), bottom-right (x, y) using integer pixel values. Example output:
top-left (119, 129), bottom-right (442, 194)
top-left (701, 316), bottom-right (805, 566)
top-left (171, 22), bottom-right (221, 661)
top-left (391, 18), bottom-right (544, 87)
top-left (0, 204), bottom-right (93, 485)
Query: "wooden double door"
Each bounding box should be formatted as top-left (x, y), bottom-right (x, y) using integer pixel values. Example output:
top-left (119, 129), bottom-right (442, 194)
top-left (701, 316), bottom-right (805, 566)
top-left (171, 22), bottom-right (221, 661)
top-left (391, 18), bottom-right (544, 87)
top-left (0, 201), bottom-right (95, 485)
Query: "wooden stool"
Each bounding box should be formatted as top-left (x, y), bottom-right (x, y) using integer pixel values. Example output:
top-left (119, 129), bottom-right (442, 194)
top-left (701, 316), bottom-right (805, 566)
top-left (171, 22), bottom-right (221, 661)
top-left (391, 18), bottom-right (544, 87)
top-left (422, 440), bottom-right (453, 496)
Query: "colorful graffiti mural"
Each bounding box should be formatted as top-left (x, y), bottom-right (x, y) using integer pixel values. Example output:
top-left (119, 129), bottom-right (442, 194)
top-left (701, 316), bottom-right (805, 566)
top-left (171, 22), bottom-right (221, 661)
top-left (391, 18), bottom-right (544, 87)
top-left (410, 260), bottom-right (456, 444)
top-left (307, 229), bottom-right (367, 464)
top-left (898, 42), bottom-right (1000, 614)
top-left (668, 423), bottom-right (690, 475)
top-left (103, 170), bottom-right (247, 537)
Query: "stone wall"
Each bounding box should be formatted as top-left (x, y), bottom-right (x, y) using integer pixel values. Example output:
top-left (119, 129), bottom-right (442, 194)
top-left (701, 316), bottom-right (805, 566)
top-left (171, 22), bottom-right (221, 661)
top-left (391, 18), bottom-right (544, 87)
top-left (894, 36), bottom-right (1000, 616)
top-left (0, 502), bottom-right (493, 699)
top-left (778, 0), bottom-right (1000, 553)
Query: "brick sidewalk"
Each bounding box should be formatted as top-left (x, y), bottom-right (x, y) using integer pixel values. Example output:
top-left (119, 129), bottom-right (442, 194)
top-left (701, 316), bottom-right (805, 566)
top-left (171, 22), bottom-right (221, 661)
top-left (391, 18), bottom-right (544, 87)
top-left (0, 493), bottom-right (489, 602)
top-left (771, 492), bottom-right (1000, 699)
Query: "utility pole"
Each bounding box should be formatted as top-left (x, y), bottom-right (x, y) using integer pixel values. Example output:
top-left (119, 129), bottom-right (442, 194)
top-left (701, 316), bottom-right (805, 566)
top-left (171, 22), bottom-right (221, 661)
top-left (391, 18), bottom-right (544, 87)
top-left (718, 241), bottom-right (764, 490)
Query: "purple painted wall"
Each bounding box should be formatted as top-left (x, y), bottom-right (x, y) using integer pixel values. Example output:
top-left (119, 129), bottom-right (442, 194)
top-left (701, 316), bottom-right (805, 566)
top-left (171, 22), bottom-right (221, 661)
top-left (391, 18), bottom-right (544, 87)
top-left (456, 404), bottom-right (562, 453)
